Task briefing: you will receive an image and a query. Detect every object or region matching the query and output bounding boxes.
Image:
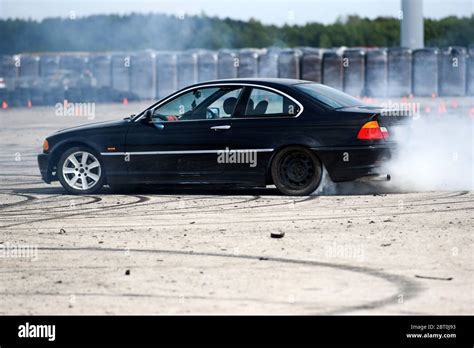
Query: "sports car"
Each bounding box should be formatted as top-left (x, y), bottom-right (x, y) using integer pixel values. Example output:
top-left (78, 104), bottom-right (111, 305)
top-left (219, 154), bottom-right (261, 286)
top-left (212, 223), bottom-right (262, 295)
top-left (38, 78), bottom-right (396, 195)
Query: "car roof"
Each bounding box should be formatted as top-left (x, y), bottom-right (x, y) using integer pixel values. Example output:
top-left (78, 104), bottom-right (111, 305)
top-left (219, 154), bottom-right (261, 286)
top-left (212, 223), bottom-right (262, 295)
top-left (186, 78), bottom-right (310, 89)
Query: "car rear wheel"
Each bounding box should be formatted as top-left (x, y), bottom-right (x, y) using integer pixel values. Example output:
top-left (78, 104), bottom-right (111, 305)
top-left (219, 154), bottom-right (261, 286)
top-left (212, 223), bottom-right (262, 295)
top-left (271, 146), bottom-right (322, 196)
top-left (57, 146), bottom-right (105, 194)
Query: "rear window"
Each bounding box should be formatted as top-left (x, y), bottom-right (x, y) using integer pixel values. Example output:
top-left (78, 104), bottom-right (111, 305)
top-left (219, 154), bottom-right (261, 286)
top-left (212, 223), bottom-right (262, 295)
top-left (295, 83), bottom-right (363, 109)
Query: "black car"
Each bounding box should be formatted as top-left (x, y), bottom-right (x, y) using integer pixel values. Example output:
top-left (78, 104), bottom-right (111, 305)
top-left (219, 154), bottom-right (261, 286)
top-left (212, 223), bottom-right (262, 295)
top-left (38, 78), bottom-right (396, 196)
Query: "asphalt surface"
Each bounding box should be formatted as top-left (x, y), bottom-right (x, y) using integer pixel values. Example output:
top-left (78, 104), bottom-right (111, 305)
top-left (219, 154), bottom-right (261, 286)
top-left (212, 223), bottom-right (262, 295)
top-left (0, 100), bottom-right (472, 314)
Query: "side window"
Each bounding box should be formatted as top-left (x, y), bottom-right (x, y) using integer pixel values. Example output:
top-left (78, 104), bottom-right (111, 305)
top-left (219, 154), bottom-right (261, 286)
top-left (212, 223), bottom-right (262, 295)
top-left (243, 88), bottom-right (299, 117)
top-left (206, 88), bottom-right (242, 118)
top-left (152, 87), bottom-right (218, 122)
top-left (152, 87), bottom-right (242, 122)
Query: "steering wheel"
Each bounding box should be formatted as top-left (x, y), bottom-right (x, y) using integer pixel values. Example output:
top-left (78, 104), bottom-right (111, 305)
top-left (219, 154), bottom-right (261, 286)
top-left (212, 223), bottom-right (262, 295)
top-left (206, 108), bottom-right (219, 119)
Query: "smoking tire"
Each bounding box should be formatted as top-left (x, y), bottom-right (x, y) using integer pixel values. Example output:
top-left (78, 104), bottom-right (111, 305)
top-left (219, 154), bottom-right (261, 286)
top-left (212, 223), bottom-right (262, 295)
top-left (271, 146), bottom-right (322, 196)
top-left (57, 146), bottom-right (106, 195)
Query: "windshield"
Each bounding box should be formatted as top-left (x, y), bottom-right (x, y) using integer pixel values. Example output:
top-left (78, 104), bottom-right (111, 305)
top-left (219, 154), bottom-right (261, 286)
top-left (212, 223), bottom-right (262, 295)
top-left (295, 83), bottom-right (363, 109)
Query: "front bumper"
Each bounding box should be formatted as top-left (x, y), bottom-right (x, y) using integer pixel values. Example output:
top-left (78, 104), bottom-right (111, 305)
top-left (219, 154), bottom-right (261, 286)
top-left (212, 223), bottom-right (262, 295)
top-left (314, 144), bottom-right (393, 182)
top-left (37, 153), bottom-right (52, 183)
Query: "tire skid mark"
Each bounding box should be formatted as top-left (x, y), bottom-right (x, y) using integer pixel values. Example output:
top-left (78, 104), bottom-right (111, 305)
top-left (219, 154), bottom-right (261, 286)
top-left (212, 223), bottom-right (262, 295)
top-left (42, 195), bottom-right (261, 215)
top-left (81, 194), bottom-right (472, 220)
top-left (32, 246), bottom-right (423, 314)
top-left (70, 205), bottom-right (473, 228)
top-left (7, 203), bottom-right (472, 231)
top-left (130, 194), bottom-right (313, 215)
top-left (302, 191), bottom-right (472, 211)
top-left (0, 195), bottom-right (149, 228)
top-left (3, 195), bottom-right (472, 230)
top-left (132, 191), bottom-right (470, 216)
top-left (282, 196), bottom-right (474, 213)
top-left (1, 194), bottom-right (261, 221)
top-left (0, 193), bottom-right (37, 209)
top-left (0, 291), bottom-right (324, 308)
top-left (18, 195), bottom-right (314, 222)
top-left (0, 195), bottom-right (102, 214)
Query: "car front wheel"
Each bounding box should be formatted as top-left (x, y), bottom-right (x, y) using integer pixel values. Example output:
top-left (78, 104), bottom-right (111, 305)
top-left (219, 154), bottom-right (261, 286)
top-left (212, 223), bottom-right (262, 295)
top-left (57, 146), bottom-right (105, 194)
top-left (271, 146), bottom-right (322, 196)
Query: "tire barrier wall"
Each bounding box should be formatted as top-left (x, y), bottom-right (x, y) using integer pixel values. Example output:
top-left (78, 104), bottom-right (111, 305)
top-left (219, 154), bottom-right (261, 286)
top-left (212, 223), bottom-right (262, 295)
top-left (0, 46), bottom-right (472, 107)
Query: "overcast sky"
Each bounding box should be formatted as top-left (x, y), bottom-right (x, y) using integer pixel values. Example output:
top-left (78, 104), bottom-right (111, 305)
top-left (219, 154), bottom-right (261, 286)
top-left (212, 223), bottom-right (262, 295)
top-left (0, 0), bottom-right (472, 24)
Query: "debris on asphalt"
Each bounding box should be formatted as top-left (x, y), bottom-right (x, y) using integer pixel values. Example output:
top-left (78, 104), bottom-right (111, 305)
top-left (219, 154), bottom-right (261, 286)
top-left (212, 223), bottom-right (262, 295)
top-left (125, 269), bottom-right (130, 276)
top-left (380, 243), bottom-right (392, 247)
top-left (270, 232), bottom-right (285, 239)
top-left (59, 228), bottom-right (66, 234)
top-left (259, 257), bottom-right (269, 261)
top-left (415, 275), bottom-right (453, 281)
top-left (369, 220), bottom-right (375, 224)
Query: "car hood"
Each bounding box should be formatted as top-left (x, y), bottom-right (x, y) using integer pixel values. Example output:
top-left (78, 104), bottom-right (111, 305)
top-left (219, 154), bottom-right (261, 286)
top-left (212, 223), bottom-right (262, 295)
top-left (55, 120), bottom-right (128, 134)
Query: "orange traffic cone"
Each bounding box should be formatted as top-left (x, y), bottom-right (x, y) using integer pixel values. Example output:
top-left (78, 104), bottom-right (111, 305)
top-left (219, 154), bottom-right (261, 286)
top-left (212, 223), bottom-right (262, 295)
top-left (1, 101), bottom-right (8, 109)
top-left (438, 102), bottom-right (447, 114)
top-left (424, 106), bottom-right (431, 114)
top-left (122, 97), bottom-right (128, 105)
top-left (27, 99), bottom-right (32, 108)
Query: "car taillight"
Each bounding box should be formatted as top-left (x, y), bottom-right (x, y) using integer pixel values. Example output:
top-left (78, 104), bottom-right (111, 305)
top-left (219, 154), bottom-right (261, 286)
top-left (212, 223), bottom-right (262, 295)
top-left (357, 120), bottom-right (389, 140)
top-left (43, 139), bottom-right (49, 152)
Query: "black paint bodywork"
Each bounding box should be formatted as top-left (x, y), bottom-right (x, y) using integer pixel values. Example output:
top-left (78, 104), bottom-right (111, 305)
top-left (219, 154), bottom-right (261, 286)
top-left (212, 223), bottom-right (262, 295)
top-left (38, 78), bottom-right (395, 187)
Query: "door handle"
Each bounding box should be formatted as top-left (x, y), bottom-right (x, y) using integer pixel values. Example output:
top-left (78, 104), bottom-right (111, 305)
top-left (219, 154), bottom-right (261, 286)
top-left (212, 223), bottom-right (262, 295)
top-left (210, 125), bottom-right (231, 131)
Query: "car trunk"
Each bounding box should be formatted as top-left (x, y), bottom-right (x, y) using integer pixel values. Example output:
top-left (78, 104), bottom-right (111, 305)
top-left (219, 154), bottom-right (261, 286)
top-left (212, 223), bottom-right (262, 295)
top-left (335, 105), bottom-right (412, 145)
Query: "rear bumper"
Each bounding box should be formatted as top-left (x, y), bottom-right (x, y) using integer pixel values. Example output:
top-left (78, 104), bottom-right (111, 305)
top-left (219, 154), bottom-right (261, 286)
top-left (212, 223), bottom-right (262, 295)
top-left (37, 153), bottom-right (52, 183)
top-left (313, 144), bottom-right (393, 182)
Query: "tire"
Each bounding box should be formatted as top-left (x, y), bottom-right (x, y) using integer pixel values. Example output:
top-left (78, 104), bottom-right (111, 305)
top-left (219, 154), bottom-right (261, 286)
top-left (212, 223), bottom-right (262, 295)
top-left (57, 146), bottom-right (105, 194)
top-left (271, 146), bottom-right (322, 196)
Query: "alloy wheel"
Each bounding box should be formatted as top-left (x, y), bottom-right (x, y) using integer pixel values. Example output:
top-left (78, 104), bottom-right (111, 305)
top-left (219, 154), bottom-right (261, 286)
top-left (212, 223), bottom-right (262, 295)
top-left (62, 151), bottom-right (102, 191)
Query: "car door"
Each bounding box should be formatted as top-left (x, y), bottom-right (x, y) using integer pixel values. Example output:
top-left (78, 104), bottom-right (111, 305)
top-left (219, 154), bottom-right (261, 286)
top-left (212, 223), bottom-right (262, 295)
top-left (125, 85), bottom-right (242, 184)
top-left (227, 86), bottom-right (303, 184)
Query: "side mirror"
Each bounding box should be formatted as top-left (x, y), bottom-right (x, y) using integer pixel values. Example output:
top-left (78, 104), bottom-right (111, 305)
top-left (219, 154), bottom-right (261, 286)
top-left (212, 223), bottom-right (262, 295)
top-left (143, 110), bottom-right (153, 123)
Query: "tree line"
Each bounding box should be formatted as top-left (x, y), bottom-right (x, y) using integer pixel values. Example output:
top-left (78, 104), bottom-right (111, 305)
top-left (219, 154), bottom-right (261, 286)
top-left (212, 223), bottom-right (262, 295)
top-left (0, 13), bottom-right (472, 54)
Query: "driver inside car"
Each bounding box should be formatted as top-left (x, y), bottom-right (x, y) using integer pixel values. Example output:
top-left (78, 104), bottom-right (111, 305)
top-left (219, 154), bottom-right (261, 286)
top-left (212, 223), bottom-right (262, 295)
top-left (151, 87), bottom-right (242, 123)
